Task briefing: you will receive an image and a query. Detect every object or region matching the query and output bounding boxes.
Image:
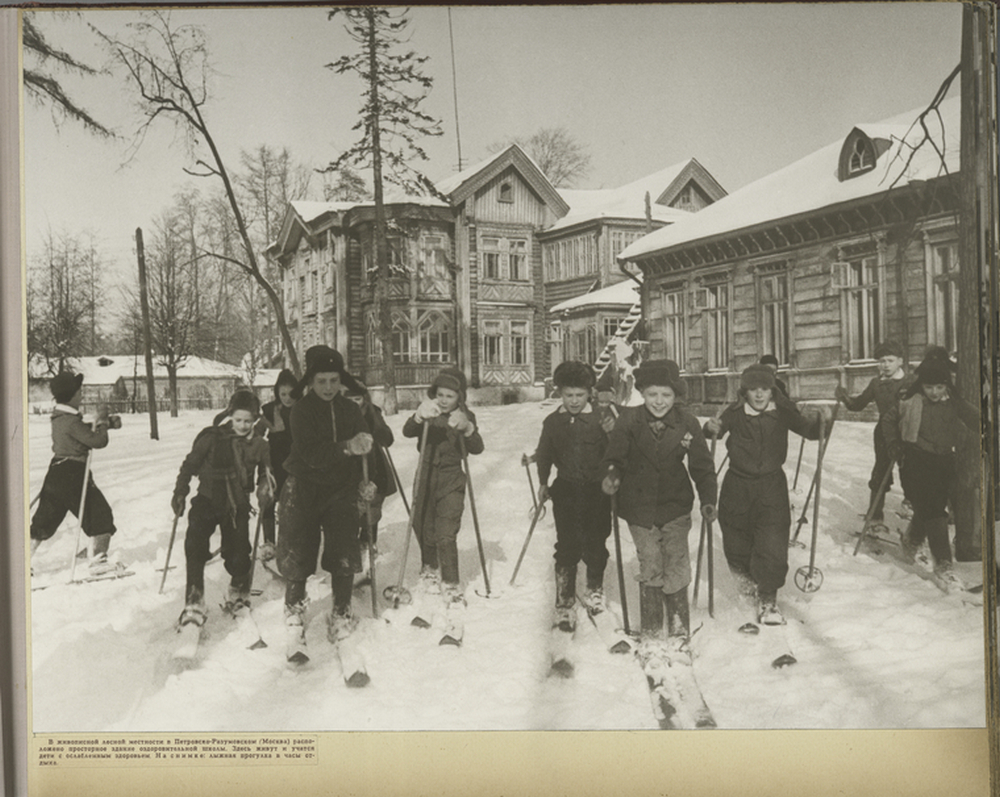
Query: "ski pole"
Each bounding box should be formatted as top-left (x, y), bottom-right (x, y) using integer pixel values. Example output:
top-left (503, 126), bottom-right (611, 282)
top-left (715, 453), bottom-right (729, 477)
top-left (29, 492), bottom-right (41, 511)
top-left (384, 448), bottom-right (411, 517)
top-left (706, 431), bottom-right (718, 618)
top-left (610, 493), bottom-right (630, 635)
top-left (68, 449), bottom-right (93, 584)
top-left (158, 512), bottom-right (181, 594)
top-left (385, 421), bottom-right (430, 607)
top-left (248, 502), bottom-right (264, 596)
top-left (459, 435), bottom-right (492, 598)
top-left (522, 453), bottom-right (538, 512)
top-left (361, 455), bottom-right (378, 617)
top-left (693, 516), bottom-right (708, 608)
top-left (510, 499), bottom-right (546, 586)
top-left (794, 403), bottom-right (838, 593)
top-left (853, 454), bottom-right (897, 557)
top-left (791, 436), bottom-right (806, 491)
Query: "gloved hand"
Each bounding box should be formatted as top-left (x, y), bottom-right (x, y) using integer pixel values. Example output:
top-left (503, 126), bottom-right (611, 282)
top-left (704, 417), bottom-right (722, 437)
top-left (601, 471), bottom-right (621, 496)
top-left (344, 432), bottom-right (374, 456)
top-left (702, 503), bottom-right (717, 522)
top-left (536, 484), bottom-right (549, 505)
top-left (358, 480), bottom-right (377, 503)
top-left (599, 413), bottom-right (616, 434)
top-left (256, 481), bottom-right (273, 510)
top-left (448, 409), bottom-right (473, 435)
top-left (171, 493), bottom-right (186, 518)
top-left (415, 400), bottom-right (440, 422)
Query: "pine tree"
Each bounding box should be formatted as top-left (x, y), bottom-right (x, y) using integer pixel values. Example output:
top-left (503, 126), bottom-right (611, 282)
top-left (323, 6), bottom-right (442, 414)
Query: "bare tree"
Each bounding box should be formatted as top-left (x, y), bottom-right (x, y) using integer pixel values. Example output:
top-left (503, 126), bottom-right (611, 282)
top-left (95, 11), bottom-right (301, 375)
top-left (324, 6), bottom-right (443, 414)
top-left (488, 126), bottom-right (591, 188)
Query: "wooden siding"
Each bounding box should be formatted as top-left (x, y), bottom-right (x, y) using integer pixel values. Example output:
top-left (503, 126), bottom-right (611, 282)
top-left (469, 166), bottom-right (548, 226)
top-left (345, 236), bottom-right (366, 374)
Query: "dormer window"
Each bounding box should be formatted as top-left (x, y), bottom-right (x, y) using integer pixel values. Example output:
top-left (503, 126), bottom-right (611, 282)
top-left (838, 128), bottom-right (892, 181)
top-left (499, 182), bottom-right (513, 203)
top-left (849, 138), bottom-right (873, 174)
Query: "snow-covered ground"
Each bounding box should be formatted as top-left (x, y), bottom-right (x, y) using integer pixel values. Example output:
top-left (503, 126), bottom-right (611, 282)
top-left (26, 402), bottom-right (986, 732)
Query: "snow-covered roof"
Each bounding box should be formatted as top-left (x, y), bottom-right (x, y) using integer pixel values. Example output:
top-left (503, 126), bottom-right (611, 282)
top-left (550, 278), bottom-right (641, 313)
top-left (435, 149), bottom-right (511, 197)
top-left (620, 97), bottom-right (961, 261)
top-left (28, 355), bottom-right (243, 385)
top-left (289, 200), bottom-right (357, 224)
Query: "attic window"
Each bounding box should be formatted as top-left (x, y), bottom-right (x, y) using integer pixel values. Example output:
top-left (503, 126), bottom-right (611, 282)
top-left (838, 128), bottom-right (892, 181)
top-left (849, 139), bottom-right (874, 174)
top-left (97, 357), bottom-right (114, 367)
top-left (499, 182), bottom-right (513, 203)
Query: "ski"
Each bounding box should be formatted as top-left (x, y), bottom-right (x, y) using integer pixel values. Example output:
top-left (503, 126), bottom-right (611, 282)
top-left (732, 573), bottom-right (797, 669)
top-left (584, 602), bottom-right (633, 655)
top-left (32, 564), bottom-right (136, 592)
top-left (222, 600), bottom-right (267, 650)
top-left (172, 606), bottom-right (208, 661)
top-left (439, 599), bottom-right (465, 647)
top-left (548, 608), bottom-right (576, 678)
top-left (637, 640), bottom-right (715, 729)
top-left (335, 635), bottom-right (370, 687)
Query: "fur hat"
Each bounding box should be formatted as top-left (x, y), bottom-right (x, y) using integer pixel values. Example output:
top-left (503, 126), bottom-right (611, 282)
top-left (915, 357), bottom-right (953, 387)
top-left (298, 345), bottom-right (363, 396)
top-left (428, 367), bottom-right (467, 399)
top-left (272, 368), bottom-right (298, 401)
top-left (553, 361), bottom-right (596, 390)
top-left (873, 340), bottom-right (903, 360)
top-left (50, 371), bottom-right (84, 404)
top-left (342, 379), bottom-right (368, 398)
top-left (759, 354), bottom-right (779, 368)
top-left (740, 363), bottom-right (776, 392)
top-left (923, 345), bottom-right (957, 372)
top-left (228, 389), bottom-right (261, 417)
top-left (633, 359), bottom-right (685, 397)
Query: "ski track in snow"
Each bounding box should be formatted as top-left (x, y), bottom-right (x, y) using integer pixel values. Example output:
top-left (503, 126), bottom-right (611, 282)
top-left (26, 406), bottom-right (986, 732)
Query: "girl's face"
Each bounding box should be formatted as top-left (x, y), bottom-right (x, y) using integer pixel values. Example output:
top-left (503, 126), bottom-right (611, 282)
top-left (746, 387), bottom-right (773, 411)
top-left (435, 387), bottom-right (460, 413)
top-left (922, 383), bottom-right (949, 403)
top-left (278, 384), bottom-right (296, 407)
top-left (231, 409), bottom-right (255, 437)
top-left (642, 385), bottom-right (676, 418)
top-left (878, 355), bottom-right (904, 378)
top-left (560, 386), bottom-right (590, 415)
top-left (312, 371), bottom-right (342, 402)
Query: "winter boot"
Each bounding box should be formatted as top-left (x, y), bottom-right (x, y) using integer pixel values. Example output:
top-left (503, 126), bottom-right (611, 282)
top-left (868, 486), bottom-right (887, 523)
top-left (932, 559), bottom-right (965, 594)
top-left (284, 597), bottom-right (310, 663)
top-left (223, 580), bottom-right (251, 615)
top-left (664, 589), bottom-right (690, 641)
top-left (757, 589), bottom-right (785, 625)
top-left (327, 575), bottom-right (357, 643)
top-left (258, 541), bottom-right (276, 562)
top-left (418, 564), bottom-right (442, 596)
top-left (581, 566), bottom-right (607, 613)
top-left (88, 533), bottom-right (116, 576)
top-left (639, 583), bottom-right (665, 642)
top-left (179, 585), bottom-right (208, 628)
top-left (554, 563), bottom-right (577, 632)
top-left (899, 522), bottom-right (920, 563)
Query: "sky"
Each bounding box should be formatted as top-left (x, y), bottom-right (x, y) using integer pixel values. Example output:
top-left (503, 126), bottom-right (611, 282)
top-left (21, 3), bottom-right (964, 290)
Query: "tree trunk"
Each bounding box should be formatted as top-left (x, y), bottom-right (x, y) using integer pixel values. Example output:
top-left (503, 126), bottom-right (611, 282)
top-left (167, 362), bottom-right (179, 418)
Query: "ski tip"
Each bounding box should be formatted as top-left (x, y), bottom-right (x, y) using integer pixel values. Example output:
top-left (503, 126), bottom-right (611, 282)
top-left (771, 653), bottom-right (797, 669)
top-left (738, 622), bottom-right (760, 636)
top-left (609, 639), bottom-right (633, 655)
top-left (549, 659), bottom-right (574, 678)
top-left (411, 616), bottom-right (432, 629)
top-left (439, 635), bottom-right (462, 647)
top-left (695, 717), bottom-right (718, 730)
top-left (345, 670), bottom-right (370, 688)
top-left (287, 651), bottom-right (310, 665)
top-left (249, 638), bottom-right (268, 650)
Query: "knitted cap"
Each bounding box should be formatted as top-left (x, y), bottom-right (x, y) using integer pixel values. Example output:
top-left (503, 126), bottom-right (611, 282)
top-left (915, 357), bottom-right (953, 387)
top-left (759, 354), bottom-right (779, 368)
top-left (740, 363), bottom-right (776, 391)
top-left (50, 371), bottom-right (84, 404)
top-left (553, 361), bottom-right (596, 390)
top-left (634, 359), bottom-right (685, 397)
top-left (428, 367), bottom-right (467, 398)
top-left (873, 340), bottom-right (903, 360)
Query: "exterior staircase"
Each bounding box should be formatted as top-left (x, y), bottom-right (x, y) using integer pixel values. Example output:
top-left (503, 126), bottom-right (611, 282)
top-left (593, 299), bottom-right (643, 382)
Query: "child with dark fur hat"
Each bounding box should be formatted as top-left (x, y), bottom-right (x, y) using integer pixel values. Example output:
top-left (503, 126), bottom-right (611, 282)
top-left (256, 369), bottom-right (298, 560)
top-left (882, 353), bottom-right (978, 590)
top-left (403, 367), bottom-right (484, 606)
top-left (535, 361), bottom-right (614, 629)
top-left (30, 371), bottom-right (120, 576)
top-left (705, 363), bottom-right (832, 626)
top-left (834, 340), bottom-right (915, 528)
top-left (172, 389), bottom-right (274, 626)
top-left (601, 359), bottom-right (716, 657)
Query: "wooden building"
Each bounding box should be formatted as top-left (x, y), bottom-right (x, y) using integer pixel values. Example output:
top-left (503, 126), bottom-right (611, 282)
top-left (619, 98), bottom-right (962, 414)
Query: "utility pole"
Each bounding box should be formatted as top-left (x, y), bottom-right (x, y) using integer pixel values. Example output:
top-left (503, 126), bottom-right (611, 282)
top-left (136, 227), bottom-right (159, 440)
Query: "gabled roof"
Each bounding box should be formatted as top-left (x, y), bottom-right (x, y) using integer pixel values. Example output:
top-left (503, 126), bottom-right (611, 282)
top-left (620, 96), bottom-right (961, 262)
top-left (550, 277), bottom-right (641, 313)
top-left (28, 355), bottom-right (243, 385)
top-left (435, 144), bottom-right (570, 216)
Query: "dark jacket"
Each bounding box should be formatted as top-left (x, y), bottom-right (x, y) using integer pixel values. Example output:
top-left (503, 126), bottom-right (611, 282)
top-left (536, 404), bottom-right (608, 486)
top-left (603, 404), bottom-right (716, 528)
top-left (49, 405), bottom-right (109, 461)
top-left (174, 425), bottom-right (269, 513)
top-left (283, 391), bottom-right (369, 494)
top-left (260, 399), bottom-right (293, 475)
top-left (709, 393), bottom-right (823, 479)
top-left (362, 402), bottom-right (397, 496)
top-left (842, 373), bottom-right (914, 428)
top-left (883, 392), bottom-right (977, 457)
top-left (403, 409), bottom-right (484, 467)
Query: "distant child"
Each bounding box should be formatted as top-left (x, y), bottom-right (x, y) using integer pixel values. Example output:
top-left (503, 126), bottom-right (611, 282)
top-left (534, 361), bottom-right (613, 630)
top-left (883, 355), bottom-right (978, 591)
top-left (30, 371), bottom-right (119, 576)
top-left (758, 355), bottom-right (789, 398)
top-left (257, 369), bottom-right (298, 561)
top-left (276, 346), bottom-right (373, 655)
top-left (602, 359), bottom-right (716, 653)
top-left (342, 379), bottom-right (397, 565)
top-left (704, 364), bottom-right (831, 625)
top-left (834, 341), bottom-right (914, 528)
top-left (172, 389), bottom-right (273, 626)
top-left (403, 367), bottom-right (484, 605)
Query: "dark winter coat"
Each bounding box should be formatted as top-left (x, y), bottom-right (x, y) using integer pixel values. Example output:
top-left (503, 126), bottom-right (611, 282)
top-left (602, 404), bottom-right (716, 528)
top-left (283, 390), bottom-right (370, 495)
top-left (536, 404), bottom-right (608, 486)
top-left (842, 373), bottom-right (914, 429)
top-left (883, 392), bottom-right (977, 457)
top-left (174, 425), bottom-right (270, 514)
top-left (362, 402), bottom-right (397, 496)
top-left (260, 399), bottom-right (293, 476)
top-left (708, 393), bottom-right (824, 478)
top-left (403, 408), bottom-right (484, 500)
top-left (49, 405), bottom-right (109, 461)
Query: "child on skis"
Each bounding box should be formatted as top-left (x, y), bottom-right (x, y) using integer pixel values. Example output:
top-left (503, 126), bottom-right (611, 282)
top-left (257, 369), bottom-right (298, 562)
top-left (704, 364), bottom-right (832, 625)
top-left (834, 341), bottom-right (914, 529)
top-left (535, 361), bottom-right (614, 631)
top-left (343, 380), bottom-right (397, 576)
top-left (276, 346), bottom-right (373, 658)
top-left (171, 389), bottom-right (274, 627)
top-left (601, 359), bottom-right (716, 654)
top-left (30, 371), bottom-right (120, 576)
top-left (402, 367), bottom-right (484, 607)
top-left (883, 354), bottom-right (978, 591)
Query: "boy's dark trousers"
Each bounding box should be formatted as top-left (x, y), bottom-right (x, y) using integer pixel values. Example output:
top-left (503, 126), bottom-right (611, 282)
top-left (550, 478), bottom-right (611, 583)
top-left (184, 494), bottom-right (252, 598)
top-left (868, 424), bottom-right (895, 521)
top-left (717, 469), bottom-right (791, 593)
top-left (414, 468), bottom-right (465, 585)
top-left (30, 459), bottom-right (116, 541)
top-left (900, 445), bottom-right (955, 564)
top-left (276, 477), bottom-right (362, 582)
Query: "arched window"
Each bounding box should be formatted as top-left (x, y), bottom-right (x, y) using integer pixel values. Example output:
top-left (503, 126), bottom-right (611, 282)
top-left (417, 311), bottom-right (451, 363)
top-left (365, 312), bottom-right (381, 363)
top-left (391, 312), bottom-right (412, 363)
top-left (838, 128), bottom-right (890, 181)
top-left (499, 182), bottom-right (513, 203)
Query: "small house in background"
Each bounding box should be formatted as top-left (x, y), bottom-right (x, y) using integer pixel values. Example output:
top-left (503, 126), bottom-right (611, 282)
top-left (619, 98), bottom-right (962, 414)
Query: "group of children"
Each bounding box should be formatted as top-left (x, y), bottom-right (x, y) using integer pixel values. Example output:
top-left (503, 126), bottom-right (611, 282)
top-left (29, 337), bottom-right (977, 664)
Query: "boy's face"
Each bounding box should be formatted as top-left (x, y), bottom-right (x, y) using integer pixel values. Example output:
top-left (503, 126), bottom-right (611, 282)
top-left (878, 355), bottom-right (904, 378)
top-left (312, 371), bottom-right (342, 402)
top-left (922, 383), bottom-right (948, 403)
top-left (435, 387), bottom-right (460, 413)
top-left (746, 387), bottom-right (773, 411)
top-left (642, 385), bottom-right (676, 418)
top-left (278, 384), bottom-right (295, 407)
top-left (231, 409), bottom-right (255, 437)
top-left (595, 389), bottom-right (614, 408)
top-left (560, 386), bottom-right (590, 415)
